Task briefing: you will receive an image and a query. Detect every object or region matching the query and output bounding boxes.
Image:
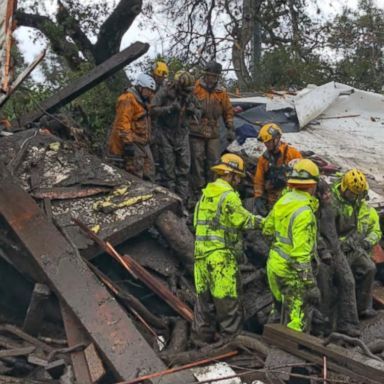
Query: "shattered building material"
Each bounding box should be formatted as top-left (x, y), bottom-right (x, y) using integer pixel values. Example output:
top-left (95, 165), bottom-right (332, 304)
top-left (17, 42), bottom-right (150, 128)
top-left (22, 283), bottom-right (51, 336)
top-left (263, 324), bottom-right (384, 384)
top-left (74, 218), bottom-right (194, 322)
top-left (60, 303), bottom-right (93, 384)
top-left (0, 167), bottom-right (190, 382)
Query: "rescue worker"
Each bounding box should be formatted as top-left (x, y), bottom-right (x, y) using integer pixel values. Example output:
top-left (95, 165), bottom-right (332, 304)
top-left (261, 159), bottom-right (320, 332)
top-left (254, 123), bottom-right (302, 216)
top-left (190, 61), bottom-right (235, 199)
top-left (150, 61), bottom-right (169, 179)
top-left (192, 153), bottom-right (262, 345)
top-left (316, 179), bottom-right (360, 337)
top-left (152, 60), bottom-right (169, 88)
top-left (151, 70), bottom-right (201, 200)
top-left (108, 73), bottom-right (156, 181)
top-left (331, 169), bottom-right (381, 318)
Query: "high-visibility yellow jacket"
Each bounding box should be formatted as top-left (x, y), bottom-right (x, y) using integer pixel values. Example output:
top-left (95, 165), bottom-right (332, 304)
top-left (331, 182), bottom-right (382, 246)
top-left (190, 80), bottom-right (234, 139)
top-left (254, 142), bottom-right (302, 205)
top-left (262, 188), bottom-right (319, 272)
top-left (108, 88), bottom-right (151, 155)
top-left (194, 178), bottom-right (261, 259)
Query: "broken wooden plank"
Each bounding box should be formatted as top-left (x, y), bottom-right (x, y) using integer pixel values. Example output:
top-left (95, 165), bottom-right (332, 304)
top-left (0, 346), bottom-right (35, 358)
top-left (18, 42), bottom-right (149, 128)
top-left (31, 186), bottom-right (111, 200)
top-left (263, 324), bottom-right (384, 384)
top-left (0, 324), bottom-right (53, 353)
top-left (74, 218), bottom-right (194, 322)
top-left (0, 167), bottom-right (188, 382)
top-left (60, 303), bottom-right (92, 384)
top-left (23, 283), bottom-right (51, 336)
top-left (84, 343), bottom-right (106, 383)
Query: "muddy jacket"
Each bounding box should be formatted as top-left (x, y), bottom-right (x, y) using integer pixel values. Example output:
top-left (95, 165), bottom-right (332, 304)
top-left (190, 79), bottom-right (234, 139)
top-left (331, 182), bottom-right (382, 247)
top-left (194, 178), bottom-right (261, 260)
top-left (262, 188), bottom-right (319, 271)
top-left (108, 88), bottom-right (151, 155)
top-left (150, 82), bottom-right (201, 135)
top-left (254, 142), bottom-right (302, 204)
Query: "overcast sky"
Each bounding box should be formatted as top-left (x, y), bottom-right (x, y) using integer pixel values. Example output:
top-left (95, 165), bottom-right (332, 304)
top-left (13, 0), bottom-right (384, 75)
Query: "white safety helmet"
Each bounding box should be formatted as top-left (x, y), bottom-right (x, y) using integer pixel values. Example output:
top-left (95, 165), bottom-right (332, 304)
top-left (134, 73), bottom-right (156, 91)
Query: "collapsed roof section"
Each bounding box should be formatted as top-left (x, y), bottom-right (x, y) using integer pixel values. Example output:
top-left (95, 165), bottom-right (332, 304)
top-left (231, 82), bottom-right (384, 206)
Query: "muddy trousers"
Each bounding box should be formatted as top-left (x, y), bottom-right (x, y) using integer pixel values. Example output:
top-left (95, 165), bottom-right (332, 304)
top-left (159, 131), bottom-right (191, 199)
top-left (125, 143), bottom-right (155, 182)
top-left (345, 248), bottom-right (376, 314)
top-left (316, 252), bottom-right (359, 332)
top-left (191, 250), bottom-right (243, 344)
top-left (190, 136), bottom-right (221, 197)
top-left (267, 259), bottom-right (310, 332)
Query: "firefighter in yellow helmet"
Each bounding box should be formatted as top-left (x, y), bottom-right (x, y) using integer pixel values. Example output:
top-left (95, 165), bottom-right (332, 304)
top-left (331, 169), bottom-right (381, 318)
top-left (151, 70), bottom-right (201, 200)
top-left (152, 61), bottom-right (169, 88)
top-left (254, 123), bottom-right (302, 216)
top-left (191, 153), bottom-right (263, 345)
top-left (260, 159), bottom-right (320, 332)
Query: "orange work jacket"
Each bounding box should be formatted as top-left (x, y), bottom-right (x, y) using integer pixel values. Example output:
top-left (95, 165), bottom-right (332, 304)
top-left (108, 88), bottom-right (151, 156)
top-left (254, 142), bottom-right (302, 205)
top-left (190, 79), bottom-right (233, 139)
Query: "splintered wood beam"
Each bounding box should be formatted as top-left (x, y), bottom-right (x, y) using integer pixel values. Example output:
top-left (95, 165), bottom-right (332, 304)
top-left (17, 42), bottom-right (149, 128)
top-left (0, 166), bottom-right (187, 382)
top-left (263, 324), bottom-right (384, 384)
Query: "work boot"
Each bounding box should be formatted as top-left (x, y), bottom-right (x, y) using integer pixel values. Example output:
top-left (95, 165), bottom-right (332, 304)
top-left (359, 308), bottom-right (377, 319)
top-left (336, 325), bottom-right (361, 338)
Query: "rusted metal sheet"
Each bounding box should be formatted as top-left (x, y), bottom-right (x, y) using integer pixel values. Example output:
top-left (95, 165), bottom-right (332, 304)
top-left (18, 42), bottom-right (149, 128)
top-left (0, 167), bottom-right (188, 382)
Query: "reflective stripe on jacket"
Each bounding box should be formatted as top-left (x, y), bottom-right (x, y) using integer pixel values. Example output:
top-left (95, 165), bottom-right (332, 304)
top-left (254, 142), bottom-right (302, 201)
top-left (190, 80), bottom-right (234, 139)
top-left (262, 189), bottom-right (319, 269)
top-left (108, 88), bottom-right (151, 155)
top-left (331, 182), bottom-right (382, 246)
top-left (194, 178), bottom-right (260, 259)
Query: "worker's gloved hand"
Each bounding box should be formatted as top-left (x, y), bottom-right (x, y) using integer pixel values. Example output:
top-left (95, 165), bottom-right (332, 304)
top-left (254, 197), bottom-right (268, 217)
top-left (320, 250), bottom-right (332, 265)
top-left (171, 101), bottom-right (181, 112)
top-left (360, 239), bottom-right (372, 251)
top-left (123, 143), bottom-right (135, 158)
top-left (305, 285), bottom-right (321, 306)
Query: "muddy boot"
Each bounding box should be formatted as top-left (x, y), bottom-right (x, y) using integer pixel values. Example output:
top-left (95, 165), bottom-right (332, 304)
top-left (359, 308), bottom-right (377, 319)
top-left (214, 297), bottom-right (243, 339)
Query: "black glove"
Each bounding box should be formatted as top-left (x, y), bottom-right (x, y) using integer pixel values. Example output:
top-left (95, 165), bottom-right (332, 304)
top-left (254, 197), bottom-right (268, 217)
top-left (123, 143), bottom-right (135, 157)
top-left (361, 239), bottom-right (372, 251)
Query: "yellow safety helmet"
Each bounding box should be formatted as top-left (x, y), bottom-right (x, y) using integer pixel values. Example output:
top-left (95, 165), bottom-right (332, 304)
top-left (340, 169), bottom-right (368, 196)
top-left (257, 123), bottom-right (283, 143)
top-left (211, 153), bottom-right (245, 177)
top-left (152, 61), bottom-right (169, 77)
top-left (174, 70), bottom-right (194, 88)
top-left (287, 159), bottom-right (319, 185)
